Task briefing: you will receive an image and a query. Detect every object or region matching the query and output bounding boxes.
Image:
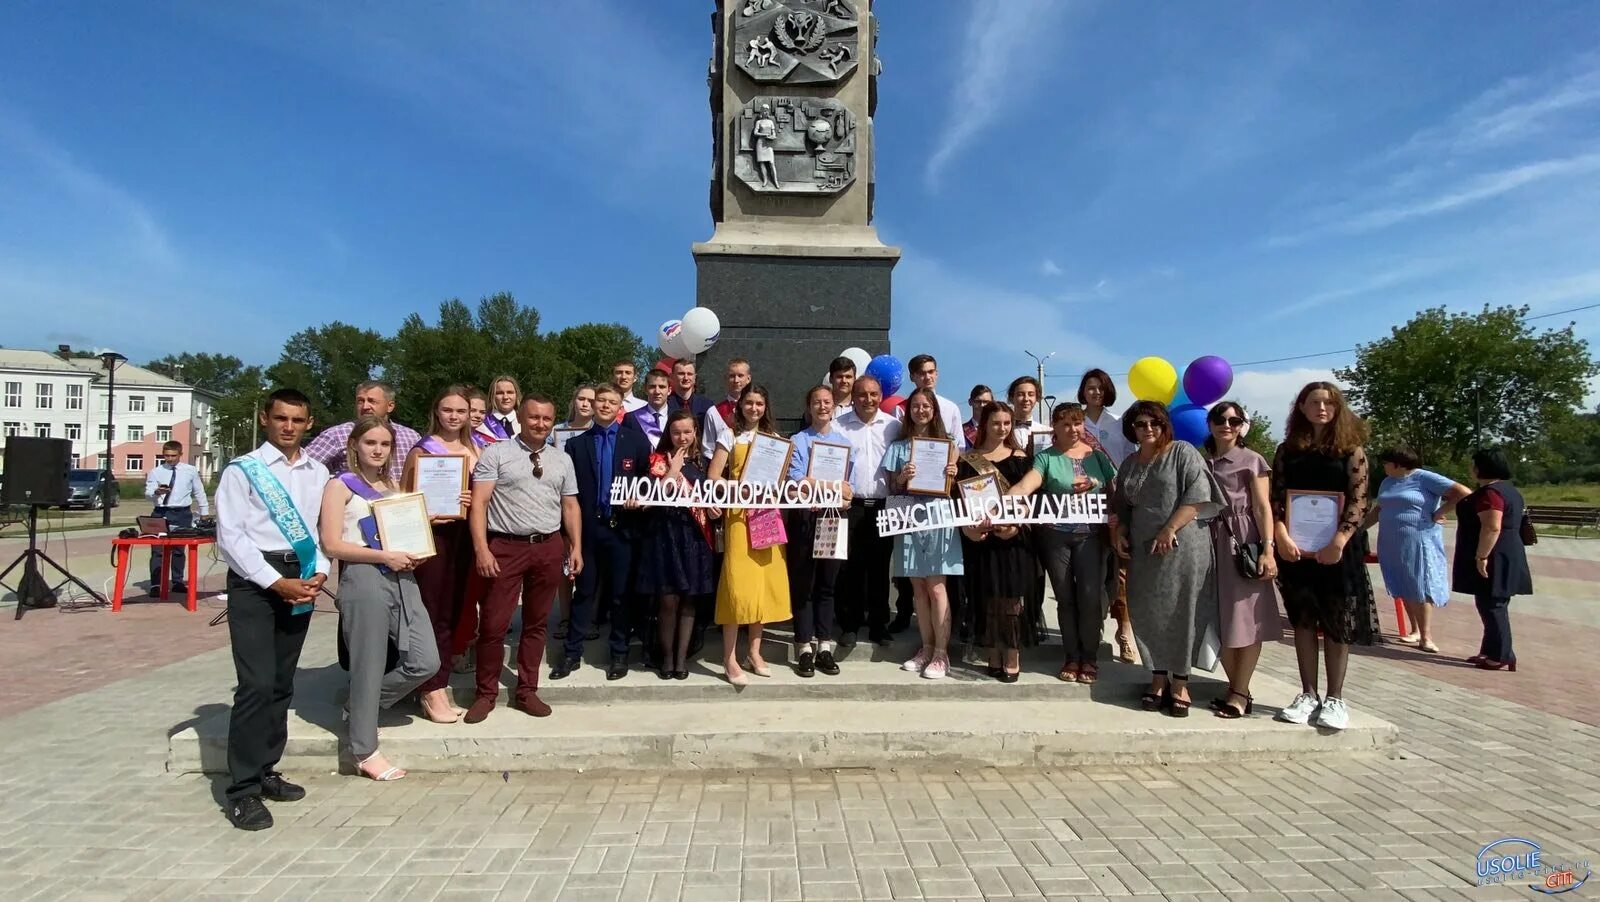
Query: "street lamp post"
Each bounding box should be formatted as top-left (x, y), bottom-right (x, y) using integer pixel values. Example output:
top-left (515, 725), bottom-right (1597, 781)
top-left (98, 350), bottom-right (128, 526)
top-left (1023, 350), bottom-right (1056, 424)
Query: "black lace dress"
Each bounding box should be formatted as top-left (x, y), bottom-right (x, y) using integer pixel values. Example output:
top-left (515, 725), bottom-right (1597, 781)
top-left (1270, 445), bottom-right (1379, 646)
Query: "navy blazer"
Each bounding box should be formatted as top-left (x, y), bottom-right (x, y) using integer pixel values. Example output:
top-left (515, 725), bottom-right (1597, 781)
top-left (565, 420), bottom-right (653, 535)
top-left (668, 392), bottom-right (715, 421)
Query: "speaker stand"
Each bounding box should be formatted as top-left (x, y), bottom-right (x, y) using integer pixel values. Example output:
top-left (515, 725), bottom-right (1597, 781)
top-left (0, 505), bottom-right (106, 619)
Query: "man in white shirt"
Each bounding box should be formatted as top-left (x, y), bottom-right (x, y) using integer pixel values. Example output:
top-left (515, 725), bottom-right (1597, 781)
top-left (613, 360), bottom-right (648, 413)
top-left (214, 388), bottom-right (330, 831)
top-left (702, 357), bottom-right (752, 462)
top-left (144, 439), bottom-right (210, 594)
top-left (905, 354), bottom-right (967, 451)
top-left (834, 376), bottom-right (901, 647)
top-left (828, 356), bottom-right (856, 416)
top-left (623, 370), bottom-right (673, 445)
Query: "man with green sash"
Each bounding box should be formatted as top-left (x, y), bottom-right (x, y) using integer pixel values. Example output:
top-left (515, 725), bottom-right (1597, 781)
top-left (214, 388), bottom-right (331, 831)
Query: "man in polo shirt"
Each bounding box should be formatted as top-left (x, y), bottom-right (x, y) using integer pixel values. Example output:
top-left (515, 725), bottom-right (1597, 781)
top-left (467, 393), bottom-right (582, 723)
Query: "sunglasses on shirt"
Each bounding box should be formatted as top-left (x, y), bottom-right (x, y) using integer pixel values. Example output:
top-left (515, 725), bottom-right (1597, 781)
top-left (528, 451), bottom-right (544, 478)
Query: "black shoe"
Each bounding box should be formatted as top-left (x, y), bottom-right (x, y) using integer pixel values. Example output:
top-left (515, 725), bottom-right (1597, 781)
top-left (226, 796), bottom-right (273, 831)
top-left (171, 582), bottom-right (189, 595)
top-left (838, 631), bottom-right (858, 649)
top-left (796, 651), bottom-right (816, 678)
top-left (656, 667), bottom-right (673, 680)
top-left (888, 612), bottom-right (912, 634)
top-left (585, 627), bottom-right (600, 641)
top-left (549, 657), bottom-right (580, 680)
top-left (869, 628), bottom-right (892, 646)
top-left (607, 658), bottom-right (628, 680)
top-left (673, 669), bottom-right (689, 680)
top-left (260, 773), bottom-right (305, 802)
top-left (815, 650), bottom-right (840, 676)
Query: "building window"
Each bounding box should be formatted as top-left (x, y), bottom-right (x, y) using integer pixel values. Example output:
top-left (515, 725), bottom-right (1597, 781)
top-left (157, 396), bottom-right (174, 413)
top-left (2, 422), bottom-right (20, 437)
top-left (70, 454), bottom-right (80, 468)
top-left (66, 384), bottom-right (84, 410)
top-left (127, 425), bottom-right (144, 442)
top-left (98, 424), bottom-right (112, 442)
top-left (35, 384), bottom-right (53, 409)
top-left (128, 395), bottom-right (146, 413)
top-left (3, 382), bottom-right (19, 408)
top-left (65, 423), bottom-right (82, 441)
top-left (97, 453), bottom-right (109, 470)
top-left (125, 454), bottom-right (145, 473)
top-left (156, 427), bottom-right (173, 443)
top-left (34, 423), bottom-right (51, 438)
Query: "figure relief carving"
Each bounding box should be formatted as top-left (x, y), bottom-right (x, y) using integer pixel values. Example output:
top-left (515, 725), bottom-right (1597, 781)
top-left (733, 96), bottom-right (856, 195)
top-left (732, 0), bottom-right (859, 85)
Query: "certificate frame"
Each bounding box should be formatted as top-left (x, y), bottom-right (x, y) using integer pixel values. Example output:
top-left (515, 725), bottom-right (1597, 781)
top-left (1030, 430), bottom-right (1053, 456)
top-left (907, 437), bottom-right (955, 496)
top-left (958, 474), bottom-right (1004, 519)
top-left (371, 493), bottom-right (438, 559)
top-left (1285, 489), bottom-right (1345, 554)
top-left (411, 453), bottom-right (469, 520)
top-left (806, 441), bottom-right (852, 484)
top-left (553, 427), bottom-right (585, 452)
top-left (740, 433), bottom-right (794, 487)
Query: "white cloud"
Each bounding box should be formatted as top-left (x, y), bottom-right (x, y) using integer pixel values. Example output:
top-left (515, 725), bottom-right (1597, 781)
top-left (1390, 55), bottom-right (1600, 158)
top-left (1039, 259), bottom-right (1063, 277)
top-left (1230, 367), bottom-right (1347, 437)
top-left (925, 0), bottom-right (1081, 189)
top-left (1271, 257), bottom-right (1455, 320)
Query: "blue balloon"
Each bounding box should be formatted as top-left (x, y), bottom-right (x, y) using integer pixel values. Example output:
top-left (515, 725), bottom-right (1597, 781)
top-left (1170, 386), bottom-right (1192, 408)
top-left (1170, 402), bottom-right (1210, 446)
top-left (864, 354), bottom-right (903, 397)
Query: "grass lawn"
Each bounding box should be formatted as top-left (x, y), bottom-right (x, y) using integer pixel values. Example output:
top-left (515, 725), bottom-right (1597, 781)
top-left (1521, 483), bottom-right (1600, 506)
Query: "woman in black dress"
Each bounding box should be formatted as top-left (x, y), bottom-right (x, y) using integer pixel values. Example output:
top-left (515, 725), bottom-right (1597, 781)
top-left (635, 410), bottom-right (718, 679)
top-left (956, 401), bottom-right (1035, 681)
top-left (1452, 448), bottom-right (1533, 671)
top-left (1270, 382), bottom-right (1377, 732)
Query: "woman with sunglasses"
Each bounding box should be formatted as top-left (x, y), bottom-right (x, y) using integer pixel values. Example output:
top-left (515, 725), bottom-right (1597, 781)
top-left (636, 409), bottom-right (718, 679)
top-left (956, 401), bottom-right (1034, 681)
top-left (1203, 401), bottom-right (1278, 718)
top-left (1077, 369), bottom-right (1139, 665)
top-left (1112, 401), bottom-right (1226, 717)
top-left (1270, 382), bottom-right (1378, 731)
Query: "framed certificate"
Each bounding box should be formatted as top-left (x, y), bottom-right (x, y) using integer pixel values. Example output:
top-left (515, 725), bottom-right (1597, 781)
top-left (1286, 490), bottom-right (1344, 554)
top-left (553, 427), bottom-right (585, 452)
top-left (1030, 430), bottom-right (1052, 456)
top-left (741, 433), bottom-right (793, 487)
top-left (412, 453), bottom-right (468, 519)
top-left (806, 441), bottom-right (851, 484)
top-left (907, 437), bottom-right (955, 496)
top-left (371, 493), bottom-right (437, 559)
top-left (958, 474), bottom-right (1004, 519)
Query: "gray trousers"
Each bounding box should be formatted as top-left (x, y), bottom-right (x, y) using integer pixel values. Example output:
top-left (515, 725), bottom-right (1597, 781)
top-left (338, 563), bottom-right (438, 759)
top-left (1037, 529), bottom-right (1107, 665)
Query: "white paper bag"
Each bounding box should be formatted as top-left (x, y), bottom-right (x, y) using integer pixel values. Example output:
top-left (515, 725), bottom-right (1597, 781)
top-left (1194, 622), bottom-right (1222, 673)
top-left (813, 512), bottom-right (849, 560)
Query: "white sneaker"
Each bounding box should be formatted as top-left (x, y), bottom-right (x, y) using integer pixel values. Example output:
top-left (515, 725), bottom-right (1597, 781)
top-left (1313, 697), bottom-right (1349, 730)
top-left (902, 648), bottom-right (932, 673)
top-left (1275, 692), bottom-right (1321, 724)
top-left (921, 652), bottom-right (948, 680)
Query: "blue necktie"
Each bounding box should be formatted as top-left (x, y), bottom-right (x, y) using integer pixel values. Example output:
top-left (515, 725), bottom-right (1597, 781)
top-left (597, 425), bottom-right (616, 516)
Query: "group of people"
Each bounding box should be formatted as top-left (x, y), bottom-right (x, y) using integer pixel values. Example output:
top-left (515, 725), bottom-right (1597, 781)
top-left (207, 354), bottom-right (1535, 832)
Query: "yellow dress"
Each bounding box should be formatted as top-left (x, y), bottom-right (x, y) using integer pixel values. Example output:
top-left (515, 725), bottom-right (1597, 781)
top-left (715, 437), bottom-right (792, 626)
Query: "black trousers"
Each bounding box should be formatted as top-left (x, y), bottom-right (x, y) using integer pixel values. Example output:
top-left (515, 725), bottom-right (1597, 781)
top-left (225, 559), bottom-right (312, 802)
top-left (1475, 594), bottom-right (1515, 663)
top-left (149, 507), bottom-right (194, 583)
top-left (568, 517), bottom-right (636, 662)
top-left (786, 511), bottom-right (842, 646)
top-left (840, 501), bottom-right (892, 635)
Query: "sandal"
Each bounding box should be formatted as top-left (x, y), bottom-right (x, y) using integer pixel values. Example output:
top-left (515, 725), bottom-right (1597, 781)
top-left (1116, 634), bottom-right (1137, 664)
top-left (1141, 673), bottom-right (1169, 711)
top-left (357, 752), bottom-right (406, 782)
top-left (1165, 681), bottom-right (1191, 718)
top-left (1214, 690), bottom-right (1252, 719)
top-left (1058, 661), bottom-right (1080, 682)
top-left (1076, 664), bottom-right (1098, 685)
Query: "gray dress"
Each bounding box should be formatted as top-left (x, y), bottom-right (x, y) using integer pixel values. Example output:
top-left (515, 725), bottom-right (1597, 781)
top-left (1113, 442), bottom-right (1226, 678)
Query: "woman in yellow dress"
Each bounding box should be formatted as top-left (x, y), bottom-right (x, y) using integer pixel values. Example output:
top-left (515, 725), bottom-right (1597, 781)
top-left (709, 384), bottom-right (792, 685)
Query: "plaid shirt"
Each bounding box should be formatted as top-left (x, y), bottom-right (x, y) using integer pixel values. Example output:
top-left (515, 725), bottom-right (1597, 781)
top-left (303, 419), bottom-right (423, 483)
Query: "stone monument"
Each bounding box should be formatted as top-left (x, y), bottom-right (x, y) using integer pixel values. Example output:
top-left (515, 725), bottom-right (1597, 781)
top-left (694, 0), bottom-right (898, 429)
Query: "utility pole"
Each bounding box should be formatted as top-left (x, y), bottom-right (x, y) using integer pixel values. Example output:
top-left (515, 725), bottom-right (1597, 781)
top-left (1023, 350), bottom-right (1055, 424)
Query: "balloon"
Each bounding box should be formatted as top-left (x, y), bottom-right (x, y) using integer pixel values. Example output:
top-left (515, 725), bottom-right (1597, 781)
top-left (1182, 355), bottom-right (1234, 406)
top-left (881, 394), bottom-right (905, 414)
top-left (1128, 356), bottom-right (1179, 404)
top-left (864, 354), bottom-right (903, 397)
top-left (1170, 403), bottom-right (1210, 446)
top-left (1170, 386), bottom-right (1192, 409)
top-left (840, 346), bottom-right (872, 375)
top-left (679, 307), bottom-right (721, 355)
top-left (655, 357), bottom-right (676, 373)
top-left (658, 319), bottom-right (690, 359)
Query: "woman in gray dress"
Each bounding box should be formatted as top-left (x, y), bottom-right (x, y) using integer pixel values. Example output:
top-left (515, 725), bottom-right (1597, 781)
top-left (1112, 401), bottom-right (1226, 717)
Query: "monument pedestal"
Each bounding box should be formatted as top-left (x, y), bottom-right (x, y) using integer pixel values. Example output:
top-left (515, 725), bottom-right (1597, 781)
top-left (694, 222), bottom-right (897, 428)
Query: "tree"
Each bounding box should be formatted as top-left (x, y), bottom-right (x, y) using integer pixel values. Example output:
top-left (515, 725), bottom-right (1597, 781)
top-left (1241, 412), bottom-right (1278, 460)
top-left (144, 352), bottom-right (264, 460)
top-left (146, 352), bottom-right (245, 393)
top-left (265, 322), bottom-right (389, 430)
top-left (1335, 305), bottom-right (1598, 474)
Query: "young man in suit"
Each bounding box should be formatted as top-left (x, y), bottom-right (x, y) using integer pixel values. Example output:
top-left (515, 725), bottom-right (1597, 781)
top-left (555, 383), bottom-right (653, 680)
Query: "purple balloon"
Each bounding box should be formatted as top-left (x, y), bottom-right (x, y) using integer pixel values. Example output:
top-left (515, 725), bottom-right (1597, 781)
top-left (1182, 356), bottom-right (1233, 406)
top-left (1170, 403), bottom-right (1210, 446)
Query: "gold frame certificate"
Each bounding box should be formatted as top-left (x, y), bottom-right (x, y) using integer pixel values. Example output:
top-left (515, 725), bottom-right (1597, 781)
top-left (958, 474), bottom-right (1003, 519)
top-left (806, 441), bottom-right (852, 485)
top-left (907, 437), bottom-right (955, 496)
top-left (1286, 490), bottom-right (1344, 553)
top-left (371, 493), bottom-right (437, 558)
top-left (740, 433), bottom-right (794, 487)
top-left (413, 453), bottom-right (468, 519)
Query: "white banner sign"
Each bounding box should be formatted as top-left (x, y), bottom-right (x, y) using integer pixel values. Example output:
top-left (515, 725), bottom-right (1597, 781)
top-left (875, 493), bottom-right (1109, 538)
top-left (609, 476), bottom-right (845, 510)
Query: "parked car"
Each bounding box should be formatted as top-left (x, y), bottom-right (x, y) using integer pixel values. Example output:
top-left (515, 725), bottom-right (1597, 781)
top-left (62, 469), bottom-right (121, 509)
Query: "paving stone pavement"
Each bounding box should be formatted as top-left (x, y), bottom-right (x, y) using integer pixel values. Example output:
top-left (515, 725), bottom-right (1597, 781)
top-left (1, 551), bottom-right (1597, 900)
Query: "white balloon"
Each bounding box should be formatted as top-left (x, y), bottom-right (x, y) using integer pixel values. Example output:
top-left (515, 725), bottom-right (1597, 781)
top-left (679, 307), bottom-right (721, 355)
top-left (841, 346), bottom-right (871, 374)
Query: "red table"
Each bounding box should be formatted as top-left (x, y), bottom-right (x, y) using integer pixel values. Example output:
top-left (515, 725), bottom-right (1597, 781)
top-left (111, 535), bottom-right (216, 612)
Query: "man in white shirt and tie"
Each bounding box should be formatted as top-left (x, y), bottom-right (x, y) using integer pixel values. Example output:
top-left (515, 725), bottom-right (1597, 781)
top-left (834, 375), bottom-right (901, 647)
top-left (144, 439), bottom-right (210, 594)
top-left (623, 369), bottom-right (673, 444)
top-left (214, 388), bottom-right (330, 831)
top-left (613, 360), bottom-right (648, 413)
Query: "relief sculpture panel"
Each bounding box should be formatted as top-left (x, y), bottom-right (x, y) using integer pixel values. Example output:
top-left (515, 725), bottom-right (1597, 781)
top-left (732, 96), bottom-right (856, 195)
top-left (733, 0), bottom-right (859, 85)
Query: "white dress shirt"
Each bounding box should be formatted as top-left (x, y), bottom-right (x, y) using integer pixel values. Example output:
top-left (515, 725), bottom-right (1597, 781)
top-left (144, 462), bottom-right (210, 514)
top-left (622, 392), bottom-right (647, 413)
top-left (1085, 409), bottom-right (1133, 465)
top-left (633, 403), bottom-right (670, 445)
top-left (836, 408), bottom-right (902, 499)
top-left (216, 442), bottom-right (332, 589)
top-left (702, 400), bottom-right (736, 463)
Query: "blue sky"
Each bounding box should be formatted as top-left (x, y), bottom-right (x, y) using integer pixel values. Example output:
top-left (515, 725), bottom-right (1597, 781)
top-left (4, 1), bottom-right (1599, 431)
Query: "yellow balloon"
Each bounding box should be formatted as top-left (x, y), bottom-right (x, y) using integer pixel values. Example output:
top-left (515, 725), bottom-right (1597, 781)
top-left (1128, 356), bottom-right (1179, 404)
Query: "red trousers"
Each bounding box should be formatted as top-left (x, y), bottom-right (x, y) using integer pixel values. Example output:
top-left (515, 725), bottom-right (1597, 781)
top-left (451, 570), bottom-right (490, 657)
top-left (414, 521), bottom-right (470, 694)
top-left (475, 536), bottom-right (564, 703)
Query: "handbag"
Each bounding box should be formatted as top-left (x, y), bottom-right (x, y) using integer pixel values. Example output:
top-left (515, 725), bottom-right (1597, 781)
top-left (1519, 512), bottom-right (1538, 546)
top-left (1205, 458), bottom-right (1265, 579)
top-left (746, 507), bottom-right (788, 550)
top-left (813, 511), bottom-right (849, 560)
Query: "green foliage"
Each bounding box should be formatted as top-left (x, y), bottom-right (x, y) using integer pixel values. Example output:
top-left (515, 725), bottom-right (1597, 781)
top-left (1335, 305), bottom-right (1599, 475)
top-left (142, 352), bottom-right (265, 460)
top-left (264, 322), bottom-right (390, 428)
top-left (1240, 412), bottom-right (1278, 460)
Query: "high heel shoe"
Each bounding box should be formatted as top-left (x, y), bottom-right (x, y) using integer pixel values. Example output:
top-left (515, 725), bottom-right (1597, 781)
top-left (1465, 655), bottom-right (1487, 666)
top-left (742, 657), bottom-right (772, 677)
top-left (724, 661), bottom-right (749, 686)
top-left (1476, 658), bottom-right (1517, 672)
